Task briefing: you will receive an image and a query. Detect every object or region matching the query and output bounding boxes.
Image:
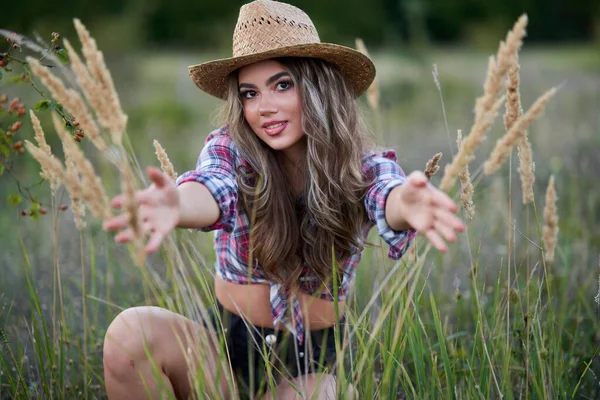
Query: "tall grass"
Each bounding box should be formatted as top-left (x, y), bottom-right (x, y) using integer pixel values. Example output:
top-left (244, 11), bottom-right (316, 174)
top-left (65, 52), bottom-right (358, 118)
top-left (1, 16), bottom-right (599, 400)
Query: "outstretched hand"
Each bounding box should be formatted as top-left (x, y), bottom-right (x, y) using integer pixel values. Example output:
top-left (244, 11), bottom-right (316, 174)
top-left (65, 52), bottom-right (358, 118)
top-left (103, 166), bottom-right (180, 254)
top-left (395, 171), bottom-right (466, 252)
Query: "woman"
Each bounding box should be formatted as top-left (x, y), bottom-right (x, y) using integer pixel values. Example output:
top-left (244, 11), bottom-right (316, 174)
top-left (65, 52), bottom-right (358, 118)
top-left (102, 1), bottom-right (465, 398)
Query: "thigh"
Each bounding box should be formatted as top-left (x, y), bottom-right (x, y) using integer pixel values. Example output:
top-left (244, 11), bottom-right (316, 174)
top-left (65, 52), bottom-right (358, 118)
top-left (104, 305), bottom-right (233, 399)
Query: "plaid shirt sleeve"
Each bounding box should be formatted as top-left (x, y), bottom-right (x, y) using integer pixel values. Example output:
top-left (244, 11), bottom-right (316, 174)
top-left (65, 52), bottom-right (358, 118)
top-left (363, 149), bottom-right (417, 260)
top-left (175, 128), bottom-right (239, 232)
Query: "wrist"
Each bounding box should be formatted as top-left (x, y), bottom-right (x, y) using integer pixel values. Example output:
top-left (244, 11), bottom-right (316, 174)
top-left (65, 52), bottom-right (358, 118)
top-left (385, 184), bottom-right (412, 231)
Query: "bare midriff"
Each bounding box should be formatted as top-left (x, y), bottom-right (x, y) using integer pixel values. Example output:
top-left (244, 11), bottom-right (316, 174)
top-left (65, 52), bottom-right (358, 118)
top-left (215, 275), bottom-right (345, 332)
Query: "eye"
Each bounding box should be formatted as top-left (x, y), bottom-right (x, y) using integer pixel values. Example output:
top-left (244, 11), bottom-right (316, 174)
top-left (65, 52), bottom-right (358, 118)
top-left (240, 90), bottom-right (257, 100)
top-left (276, 80), bottom-right (293, 91)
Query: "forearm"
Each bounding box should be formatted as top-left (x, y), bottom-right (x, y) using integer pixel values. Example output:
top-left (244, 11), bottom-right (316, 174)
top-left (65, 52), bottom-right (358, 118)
top-left (384, 184), bottom-right (413, 231)
top-left (176, 182), bottom-right (220, 229)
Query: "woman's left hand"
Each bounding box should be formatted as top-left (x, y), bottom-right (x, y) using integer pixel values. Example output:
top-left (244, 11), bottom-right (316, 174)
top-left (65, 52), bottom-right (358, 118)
top-left (388, 171), bottom-right (466, 252)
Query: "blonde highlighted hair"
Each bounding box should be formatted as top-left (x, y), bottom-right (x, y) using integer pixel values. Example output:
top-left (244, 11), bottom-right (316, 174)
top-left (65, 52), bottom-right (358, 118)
top-left (221, 57), bottom-right (374, 293)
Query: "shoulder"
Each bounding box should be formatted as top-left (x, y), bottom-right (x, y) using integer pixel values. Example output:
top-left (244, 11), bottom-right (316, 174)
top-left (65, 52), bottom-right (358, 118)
top-left (202, 126), bottom-right (243, 159)
top-left (361, 148), bottom-right (404, 179)
top-left (204, 125), bottom-right (236, 148)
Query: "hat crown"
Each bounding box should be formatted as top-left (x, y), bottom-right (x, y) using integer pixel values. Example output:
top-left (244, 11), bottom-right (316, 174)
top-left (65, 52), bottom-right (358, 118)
top-left (233, 0), bottom-right (321, 57)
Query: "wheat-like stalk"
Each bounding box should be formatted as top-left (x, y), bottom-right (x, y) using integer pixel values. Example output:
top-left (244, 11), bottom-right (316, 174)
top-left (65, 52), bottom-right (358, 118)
top-left (24, 141), bottom-right (67, 187)
top-left (153, 140), bottom-right (178, 181)
top-left (50, 113), bottom-right (111, 220)
top-left (505, 62), bottom-right (534, 197)
top-left (62, 39), bottom-right (110, 151)
top-left (504, 59), bottom-right (535, 204)
top-left (26, 57), bottom-right (104, 151)
top-left (439, 15), bottom-right (528, 191)
top-left (484, 87), bottom-right (556, 175)
top-left (29, 110), bottom-right (60, 194)
top-left (52, 114), bottom-right (87, 228)
top-left (542, 175), bottom-right (559, 263)
top-left (424, 152), bottom-right (442, 180)
top-left (355, 38), bottom-right (380, 111)
top-left (457, 130), bottom-right (475, 220)
top-left (73, 18), bottom-right (128, 146)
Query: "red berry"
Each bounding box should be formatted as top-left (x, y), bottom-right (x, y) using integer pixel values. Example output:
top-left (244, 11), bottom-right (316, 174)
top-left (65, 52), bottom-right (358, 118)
top-left (75, 130), bottom-right (84, 138)
top-left (11, 121), bottom-right (22, 132)
top-left (40, 208), bottom-right (47, 215)
top-left (60, 205), bottom-right (68, 211)
top-left (0, 60), bottom-right (6, 68)
top-left (20, 211), bottom-right (26, 216)
top-left (74, 136), bottom-right (81, 142)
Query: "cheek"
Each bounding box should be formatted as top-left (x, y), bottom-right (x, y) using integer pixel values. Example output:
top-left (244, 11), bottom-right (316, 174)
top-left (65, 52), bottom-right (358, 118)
top-left (242, 104), bottom-right (257, 126)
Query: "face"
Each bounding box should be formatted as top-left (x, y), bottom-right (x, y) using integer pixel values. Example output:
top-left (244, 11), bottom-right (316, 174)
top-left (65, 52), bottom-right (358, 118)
top-left (237, 59), bottom-right (305, 161)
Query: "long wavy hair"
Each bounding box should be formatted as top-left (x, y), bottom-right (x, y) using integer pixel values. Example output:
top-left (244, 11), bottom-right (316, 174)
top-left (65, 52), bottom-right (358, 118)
top-left (220, 57), bottom-right (374, 294)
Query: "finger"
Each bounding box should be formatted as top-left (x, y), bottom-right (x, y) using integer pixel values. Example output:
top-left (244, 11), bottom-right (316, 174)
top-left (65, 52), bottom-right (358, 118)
top-left (435, 208), bottom-right (466, 232)
top-left (424, 229), bottom-right (448, 253)
top-left (103, 213), bottom-right (131, 231)
top-left (110, 194), bottom-right (126, 208)
top-left (433, 219), bottom-right (457, 243)
top-left (145, 231), bottom-right (165, 254)
top-left (147, 166), bottom-right (170, 189)
top-left (114, 228), bottom-right (134, 244)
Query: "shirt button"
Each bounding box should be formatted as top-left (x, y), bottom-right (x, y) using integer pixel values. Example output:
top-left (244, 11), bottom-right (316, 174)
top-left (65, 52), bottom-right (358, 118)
top-left (299, 352), bottom-right (304, 358)
top-left (265, 334), bottom-right (277, 346)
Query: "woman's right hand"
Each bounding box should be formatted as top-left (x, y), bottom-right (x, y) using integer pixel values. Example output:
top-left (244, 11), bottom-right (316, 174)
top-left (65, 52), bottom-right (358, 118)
top-left (103, 166), bottom-right (180, 254)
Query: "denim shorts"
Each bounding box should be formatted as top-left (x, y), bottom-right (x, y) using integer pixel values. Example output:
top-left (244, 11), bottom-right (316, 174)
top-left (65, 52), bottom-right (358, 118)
top-left (203, 300), bottom-right (345, 398)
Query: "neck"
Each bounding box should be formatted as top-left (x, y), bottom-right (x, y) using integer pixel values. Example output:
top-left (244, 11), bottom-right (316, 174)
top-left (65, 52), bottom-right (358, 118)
top-left (280, 137), bottom-right (307, 171)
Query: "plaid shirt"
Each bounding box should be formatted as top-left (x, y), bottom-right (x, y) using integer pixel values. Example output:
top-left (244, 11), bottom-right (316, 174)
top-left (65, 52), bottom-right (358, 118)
top-left (176, 126), bottom-right (416, 344)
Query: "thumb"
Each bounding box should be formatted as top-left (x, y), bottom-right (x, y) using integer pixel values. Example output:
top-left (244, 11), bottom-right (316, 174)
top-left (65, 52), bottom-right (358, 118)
top-left (147, 166), bottom-right (169, 188)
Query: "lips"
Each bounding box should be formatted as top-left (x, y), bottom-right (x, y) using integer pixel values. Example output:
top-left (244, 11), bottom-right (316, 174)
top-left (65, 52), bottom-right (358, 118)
top-left (262, 121), bottom-right (288, 136)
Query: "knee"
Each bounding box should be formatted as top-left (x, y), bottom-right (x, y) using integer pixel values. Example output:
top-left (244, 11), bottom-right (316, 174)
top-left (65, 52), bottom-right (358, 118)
top-left (103, 306), bottom-right (160, 376)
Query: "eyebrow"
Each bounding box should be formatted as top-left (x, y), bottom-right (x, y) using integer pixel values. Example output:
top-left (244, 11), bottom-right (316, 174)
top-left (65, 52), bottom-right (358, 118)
top-left (238, 71), bottom-right (291, 90)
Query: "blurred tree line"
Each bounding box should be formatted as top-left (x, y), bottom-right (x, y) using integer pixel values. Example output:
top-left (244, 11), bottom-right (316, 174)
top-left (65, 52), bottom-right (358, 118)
top-left (2, 0), bottom-right (600, 51)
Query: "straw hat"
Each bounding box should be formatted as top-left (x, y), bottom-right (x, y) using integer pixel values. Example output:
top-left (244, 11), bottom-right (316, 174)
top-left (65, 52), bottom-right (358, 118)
top-left (188, 0), bottom-right (376, 100)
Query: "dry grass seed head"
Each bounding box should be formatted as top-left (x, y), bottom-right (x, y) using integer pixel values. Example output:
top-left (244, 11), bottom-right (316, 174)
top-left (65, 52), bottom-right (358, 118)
top-left (543, 175), bottom-right (559, 263)
top-left (52, 114), bottom-right (87, 228)
top-left (504, 57), bottom-right (535, 204)
top-left (73, 18), bottom-right (128, 145)
top-left (62, 38), bottom-right (108, 151)
top-left (29, 110), bottom-right (60, 193)
top-left (484, 87), bottom-right (556, 175)
top-left (440, 15), bottom-right (527, 191)
top-left (424, 152), bottom-right (442, 180)
top-left (456, 130), bottom-right (475, 220)
top-left (27, 57), bottom-right (104, 151)
top-left (153, 140), bottom-right (178, 181)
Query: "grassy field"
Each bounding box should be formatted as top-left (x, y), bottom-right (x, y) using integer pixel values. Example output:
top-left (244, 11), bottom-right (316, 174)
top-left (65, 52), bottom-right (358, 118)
top-left (0, 41), bottom-right (599, 399)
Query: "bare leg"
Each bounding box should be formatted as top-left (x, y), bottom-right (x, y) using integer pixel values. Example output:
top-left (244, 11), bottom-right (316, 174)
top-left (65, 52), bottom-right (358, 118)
top-left (103, 306), bottom-right (232, 399)
top-left (262, 373), bottom-right (357, 400)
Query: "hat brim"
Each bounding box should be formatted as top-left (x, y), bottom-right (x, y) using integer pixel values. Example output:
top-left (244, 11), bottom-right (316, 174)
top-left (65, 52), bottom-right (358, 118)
top-left (188, 43), bottom-right (376, 100)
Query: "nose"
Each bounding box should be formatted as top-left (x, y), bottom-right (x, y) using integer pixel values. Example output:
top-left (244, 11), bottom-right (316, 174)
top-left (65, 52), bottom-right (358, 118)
top-left (259, 92), bottom-right (278, 116)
